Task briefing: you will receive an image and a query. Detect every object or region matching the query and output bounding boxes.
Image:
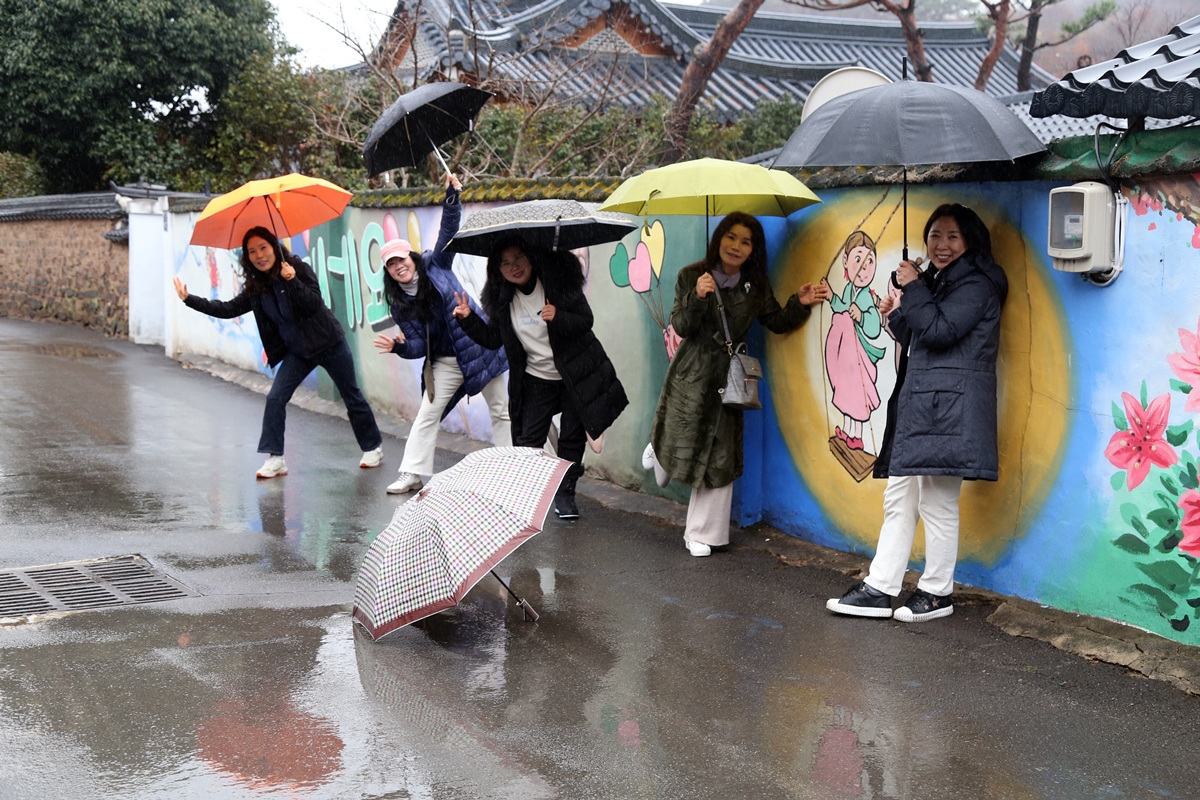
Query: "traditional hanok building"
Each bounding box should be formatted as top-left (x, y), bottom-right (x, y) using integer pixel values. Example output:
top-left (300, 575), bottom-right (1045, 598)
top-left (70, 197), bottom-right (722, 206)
top-left (381, 0), bottom-right (1057, 122)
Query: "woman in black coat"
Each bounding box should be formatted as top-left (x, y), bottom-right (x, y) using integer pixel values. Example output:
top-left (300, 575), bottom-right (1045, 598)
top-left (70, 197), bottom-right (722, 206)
top-left (827, 204), bottom-right (1007, 623)
top-left (173, 226), bottom-right (383, 479)
top-left (452, 237), bottom-right (628, 519)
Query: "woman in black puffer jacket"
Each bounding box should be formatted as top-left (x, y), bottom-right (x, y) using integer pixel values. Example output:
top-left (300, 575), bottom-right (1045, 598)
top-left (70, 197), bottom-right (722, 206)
top-left (453, 236), bottom-right (628, 519)
top-left (174, 226), bottom-right (383, 480)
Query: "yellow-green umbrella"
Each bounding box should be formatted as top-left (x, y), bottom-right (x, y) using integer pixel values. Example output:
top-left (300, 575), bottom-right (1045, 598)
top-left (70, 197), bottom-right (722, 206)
top-left (599, 157), bottom-right (820, 218)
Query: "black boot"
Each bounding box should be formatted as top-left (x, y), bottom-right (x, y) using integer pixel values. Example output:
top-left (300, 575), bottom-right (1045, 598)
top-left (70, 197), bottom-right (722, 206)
top-left (554, 464), bottom-right (583, 520)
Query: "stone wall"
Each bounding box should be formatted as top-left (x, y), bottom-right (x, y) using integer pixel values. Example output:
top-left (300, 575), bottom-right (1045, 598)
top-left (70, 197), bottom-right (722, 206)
top-left (0, 218), bottom-right (128, 336)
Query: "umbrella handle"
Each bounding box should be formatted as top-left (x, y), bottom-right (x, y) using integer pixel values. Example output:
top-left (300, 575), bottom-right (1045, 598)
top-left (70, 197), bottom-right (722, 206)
top-left (491, 569), bottom-right (540, 623)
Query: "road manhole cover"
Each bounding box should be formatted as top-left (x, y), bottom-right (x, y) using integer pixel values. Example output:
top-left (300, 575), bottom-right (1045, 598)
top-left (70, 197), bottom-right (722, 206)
top-left (0, 555), bottom-right (198, 621)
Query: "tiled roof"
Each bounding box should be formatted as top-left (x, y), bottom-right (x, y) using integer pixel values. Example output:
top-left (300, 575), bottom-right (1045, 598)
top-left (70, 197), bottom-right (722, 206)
top-left (1000, 90), bottom-right (1196, 143)
top-left (1031, 15), bottom-right (1200, 119)
top-left (389, 0), bottom-right (1054, 121)
top-left (0, 193), bottom-right (124, 223)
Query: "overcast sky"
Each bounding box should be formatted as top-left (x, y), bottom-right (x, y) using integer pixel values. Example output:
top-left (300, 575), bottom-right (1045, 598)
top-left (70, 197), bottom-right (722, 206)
top-left (273, 0), bottom-right (400, 69)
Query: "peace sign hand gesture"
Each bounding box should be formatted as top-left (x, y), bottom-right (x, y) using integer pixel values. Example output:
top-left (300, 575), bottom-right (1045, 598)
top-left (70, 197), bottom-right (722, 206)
top-left (452, 291), bottom-right (472, 319)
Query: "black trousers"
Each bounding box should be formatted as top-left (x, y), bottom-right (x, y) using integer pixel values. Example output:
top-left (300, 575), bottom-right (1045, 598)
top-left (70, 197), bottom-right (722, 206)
top-left (516, 373), bottom-right (586, 469)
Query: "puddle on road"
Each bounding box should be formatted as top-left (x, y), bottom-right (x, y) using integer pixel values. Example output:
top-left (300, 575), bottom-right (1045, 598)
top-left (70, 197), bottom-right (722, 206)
top-left (2, 342), bottom-right (124, 360)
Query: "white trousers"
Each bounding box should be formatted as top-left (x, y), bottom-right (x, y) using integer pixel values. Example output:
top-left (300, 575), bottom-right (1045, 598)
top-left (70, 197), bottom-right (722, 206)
top-left (865, 474), bottom-right (964, 597)
top-left (399, 356), bottom-right (511, 476)
top-left (684, 483), bottom-right (735, 546)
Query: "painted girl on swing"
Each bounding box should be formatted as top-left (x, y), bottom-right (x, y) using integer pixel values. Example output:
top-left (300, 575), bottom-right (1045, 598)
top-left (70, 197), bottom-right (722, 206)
top-left (821, 231), bottom-right (885, 451)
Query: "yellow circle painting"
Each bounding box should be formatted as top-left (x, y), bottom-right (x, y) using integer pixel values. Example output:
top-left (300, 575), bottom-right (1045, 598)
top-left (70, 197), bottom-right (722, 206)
top-left (767, 188), bottom-right (1072, 564)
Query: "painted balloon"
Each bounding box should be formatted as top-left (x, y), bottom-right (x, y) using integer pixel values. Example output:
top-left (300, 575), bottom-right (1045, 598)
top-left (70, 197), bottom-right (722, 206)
top-left (407, 212), bottom-right (422, 252)
top-left (643, 221), bottom-right (666, 277)
top-left (383, 214), bottom-right (401, 242)
top-left (629, 242), bottom-right (653, 293)
top-left (609, 243), bottom-right (631, 288)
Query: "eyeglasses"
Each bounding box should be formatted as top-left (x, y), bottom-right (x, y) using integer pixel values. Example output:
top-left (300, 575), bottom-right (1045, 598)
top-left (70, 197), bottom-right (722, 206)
top-left (500, 253), bottom-right (529, 271)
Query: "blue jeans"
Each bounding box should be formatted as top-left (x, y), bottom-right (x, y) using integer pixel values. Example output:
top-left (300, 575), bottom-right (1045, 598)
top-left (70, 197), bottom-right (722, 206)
top-left (258, 340), bottom-right (382, 456)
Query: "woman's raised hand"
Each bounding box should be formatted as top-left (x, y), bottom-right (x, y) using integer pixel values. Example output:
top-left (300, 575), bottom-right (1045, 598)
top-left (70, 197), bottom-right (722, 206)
top-left (878, 294), bottom-right (898, 315)
top-left (895, 256), bottom-right (923, 286)
top-left (280, 262), bottom-right (296, 280)
top-left (540, 304), bottom-right (556, 322)
top-left (797, 282), bottom-right (831, 306)
top-left (695, 272), bottom-right (716, 299)
top-left (445, 172), bottom-right (462, 192)
top-left (173, 276), bottom-right (188, 301)
top-left (452, 291), bottom-right (472, 319)
top-left (373, 332), bottom-right (405, 354)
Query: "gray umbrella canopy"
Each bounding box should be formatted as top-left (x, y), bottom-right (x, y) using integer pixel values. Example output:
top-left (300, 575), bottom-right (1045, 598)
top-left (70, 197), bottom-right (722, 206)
top-left (363, 82), bottom-right (492, 176)
top-left (773, 81), bottom-right (1045, 168)
top-left (446, 199), bottom-right (638, 256)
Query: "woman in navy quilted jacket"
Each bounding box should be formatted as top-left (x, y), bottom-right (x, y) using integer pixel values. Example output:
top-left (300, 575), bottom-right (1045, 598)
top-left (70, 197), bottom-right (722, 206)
top-left (373, 173), bottom-right (510, 495)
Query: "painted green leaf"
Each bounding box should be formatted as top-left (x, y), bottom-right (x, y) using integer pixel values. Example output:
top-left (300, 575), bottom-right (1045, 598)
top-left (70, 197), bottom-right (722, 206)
top-left (1161, 474), bottom-right (1182, 495)
top-left (1187, 597), bottom-right (1200, 608)
top-left (1129, 583), bottom-right (1180, 616)
top-left (1171, 378), bottom-right (1193, 395)
top-left (1170, 616), bottom-right (1191, 631)
top-left (1131, 516), bottom-right (1150, 538)
top-left (1141, 380), bottom-right (1149, 410)
top-left (1111, 472), bottom-right (1126, 491)
top-left (1112, 400), bottom-right (1128, 431)
top-left (1155, 491), bottom-right (1176, 510)
top-left (1113, 534), bottom-right (1150, 554)
top-left (1120, 503), bottom-right (1140, 524)
top-left (1136, 560), bottom-right (1192, 593)
top-left (1181, 463), bottom-right (1199, 490)
top-left (1147, 508), bottom-right (1179, 531)
top-left (1159, 533), bottom-right (1182, 552)
top-left (1167, 420), bottom-right (1193, 447)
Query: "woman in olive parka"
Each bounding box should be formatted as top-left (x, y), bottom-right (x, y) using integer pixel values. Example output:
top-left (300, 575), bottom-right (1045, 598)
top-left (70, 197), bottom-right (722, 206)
top-left (648, 212), bottom-right (829, 556)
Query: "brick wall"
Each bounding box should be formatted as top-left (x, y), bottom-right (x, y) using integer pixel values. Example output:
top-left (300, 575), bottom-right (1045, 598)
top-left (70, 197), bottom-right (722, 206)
top-left (0, 218), bottom-right (128, 336)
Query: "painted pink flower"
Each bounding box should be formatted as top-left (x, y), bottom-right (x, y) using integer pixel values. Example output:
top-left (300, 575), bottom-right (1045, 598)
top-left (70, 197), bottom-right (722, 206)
top-left (1167, 317), bottom-right (1200, 412)
top-left (1178, 490), bottom-right (1200, 557)
top-left (1105, 392), bottom-right (1178, 489)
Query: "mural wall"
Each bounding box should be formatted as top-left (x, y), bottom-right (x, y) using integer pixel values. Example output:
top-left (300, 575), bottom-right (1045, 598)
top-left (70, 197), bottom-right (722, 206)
top-left (164, 173), bottom-right (1200, 645)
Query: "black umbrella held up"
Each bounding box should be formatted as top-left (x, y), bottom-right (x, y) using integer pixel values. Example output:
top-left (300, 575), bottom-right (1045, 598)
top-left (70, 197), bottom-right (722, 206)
top-left (773, 80), bottom-right (1045, 258)
top-left (363, 82), bottom-right (493, 177)
top-left (445, 199), bottom-right (638, 257)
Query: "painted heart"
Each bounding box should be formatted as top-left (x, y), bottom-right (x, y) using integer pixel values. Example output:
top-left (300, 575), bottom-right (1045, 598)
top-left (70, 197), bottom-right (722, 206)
top-left (643, 220), bottom-right (666, 277)
top-left (629, 242), bottom-right (653, 293)
top-left (609, 243), bottom-right (630, 287)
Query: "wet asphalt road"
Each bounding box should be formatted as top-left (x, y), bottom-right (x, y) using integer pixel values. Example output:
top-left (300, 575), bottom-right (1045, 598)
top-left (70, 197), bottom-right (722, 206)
top-left (1, 317), bottom-right (1199, 800)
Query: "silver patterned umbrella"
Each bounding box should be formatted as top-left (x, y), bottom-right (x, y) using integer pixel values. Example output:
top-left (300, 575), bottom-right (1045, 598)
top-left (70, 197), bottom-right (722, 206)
top-left (352, 447), bottom-right (571, 641)
top-left (446, 199), bottom-right (638, 256)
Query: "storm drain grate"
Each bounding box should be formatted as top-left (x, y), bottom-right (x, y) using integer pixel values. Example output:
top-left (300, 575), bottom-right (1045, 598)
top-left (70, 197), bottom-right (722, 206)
top-left (0, 555), bottom-right (198, 619)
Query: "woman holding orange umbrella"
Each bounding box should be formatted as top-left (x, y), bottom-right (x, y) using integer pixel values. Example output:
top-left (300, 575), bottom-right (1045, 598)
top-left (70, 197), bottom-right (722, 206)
top-left (173, 226), bottom-right (384, 479)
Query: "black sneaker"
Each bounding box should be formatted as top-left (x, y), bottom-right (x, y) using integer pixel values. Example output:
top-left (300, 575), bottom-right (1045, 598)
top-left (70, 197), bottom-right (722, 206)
top-left (826, 581), bottom-right (893, 618)
top-left (554, 493), bottom-right (579, 520)
top-left (893, 589), bottom-right (954, 622)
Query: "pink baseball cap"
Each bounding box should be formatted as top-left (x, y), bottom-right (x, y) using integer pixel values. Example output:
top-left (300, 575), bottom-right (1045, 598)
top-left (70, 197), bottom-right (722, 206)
top-left (381, 239), bottom-right (413, 262)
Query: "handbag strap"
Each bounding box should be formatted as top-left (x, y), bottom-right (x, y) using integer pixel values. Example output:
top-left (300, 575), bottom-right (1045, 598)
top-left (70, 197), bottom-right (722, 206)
top-left (715, 297), bottom-right (735, 356)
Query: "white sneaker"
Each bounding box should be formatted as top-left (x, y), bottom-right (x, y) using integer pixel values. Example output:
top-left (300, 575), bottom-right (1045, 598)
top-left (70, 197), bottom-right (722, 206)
top-left (685, 539), bottom-right (711, 557)
top-left (641, 443), bottom-right (656, 469)
top-left (256, 455), bottom-right (287, 479)
top-left (359, 446), bottom-right (383, 469)
top-left (386, 472), bottom-right (423, 494)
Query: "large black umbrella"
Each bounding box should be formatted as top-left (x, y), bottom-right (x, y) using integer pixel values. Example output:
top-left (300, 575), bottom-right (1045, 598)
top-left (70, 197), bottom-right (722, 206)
top-left (773, 80), bottom-right (1045, 257)
top-left (363, 82), bottom-right (493, 177)
top-left (446, 199), bottom-right (638, 256)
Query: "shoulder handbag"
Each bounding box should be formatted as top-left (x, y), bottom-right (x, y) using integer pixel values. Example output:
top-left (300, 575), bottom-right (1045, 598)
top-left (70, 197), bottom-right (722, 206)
top-left (422, 323), bottom-right (435, 402)
top-left (716, 299), bottom-right (763, 410)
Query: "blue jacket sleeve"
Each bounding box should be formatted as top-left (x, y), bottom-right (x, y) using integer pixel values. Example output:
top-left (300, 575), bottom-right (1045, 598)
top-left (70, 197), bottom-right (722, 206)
top-left (427, 189), bottom-right (462, 271)
top-left (898, 277), bottom-right (991, 351)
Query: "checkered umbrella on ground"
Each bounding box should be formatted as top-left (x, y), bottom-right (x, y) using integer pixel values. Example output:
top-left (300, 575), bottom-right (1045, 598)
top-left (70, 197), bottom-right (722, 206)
top-left (353, 447), bottom-right (571, 641)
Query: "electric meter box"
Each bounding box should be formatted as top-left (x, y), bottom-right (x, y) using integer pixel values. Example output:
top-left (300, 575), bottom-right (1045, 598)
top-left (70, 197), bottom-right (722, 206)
top-left (1048, 181), bottom-right (1115, 272)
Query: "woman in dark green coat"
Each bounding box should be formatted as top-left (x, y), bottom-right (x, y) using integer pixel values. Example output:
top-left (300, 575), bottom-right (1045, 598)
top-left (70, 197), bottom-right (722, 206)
top-left (647, 212), bottom-right (828, 556)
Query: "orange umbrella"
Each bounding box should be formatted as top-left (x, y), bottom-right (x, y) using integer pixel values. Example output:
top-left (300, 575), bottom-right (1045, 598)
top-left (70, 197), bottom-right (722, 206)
top-left (190, 173), bottom-right (352, 249)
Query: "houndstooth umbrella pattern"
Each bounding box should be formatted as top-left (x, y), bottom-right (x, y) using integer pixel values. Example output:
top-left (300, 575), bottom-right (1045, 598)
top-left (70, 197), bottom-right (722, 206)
top-left (353, 447), bottom-right (571, 640)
